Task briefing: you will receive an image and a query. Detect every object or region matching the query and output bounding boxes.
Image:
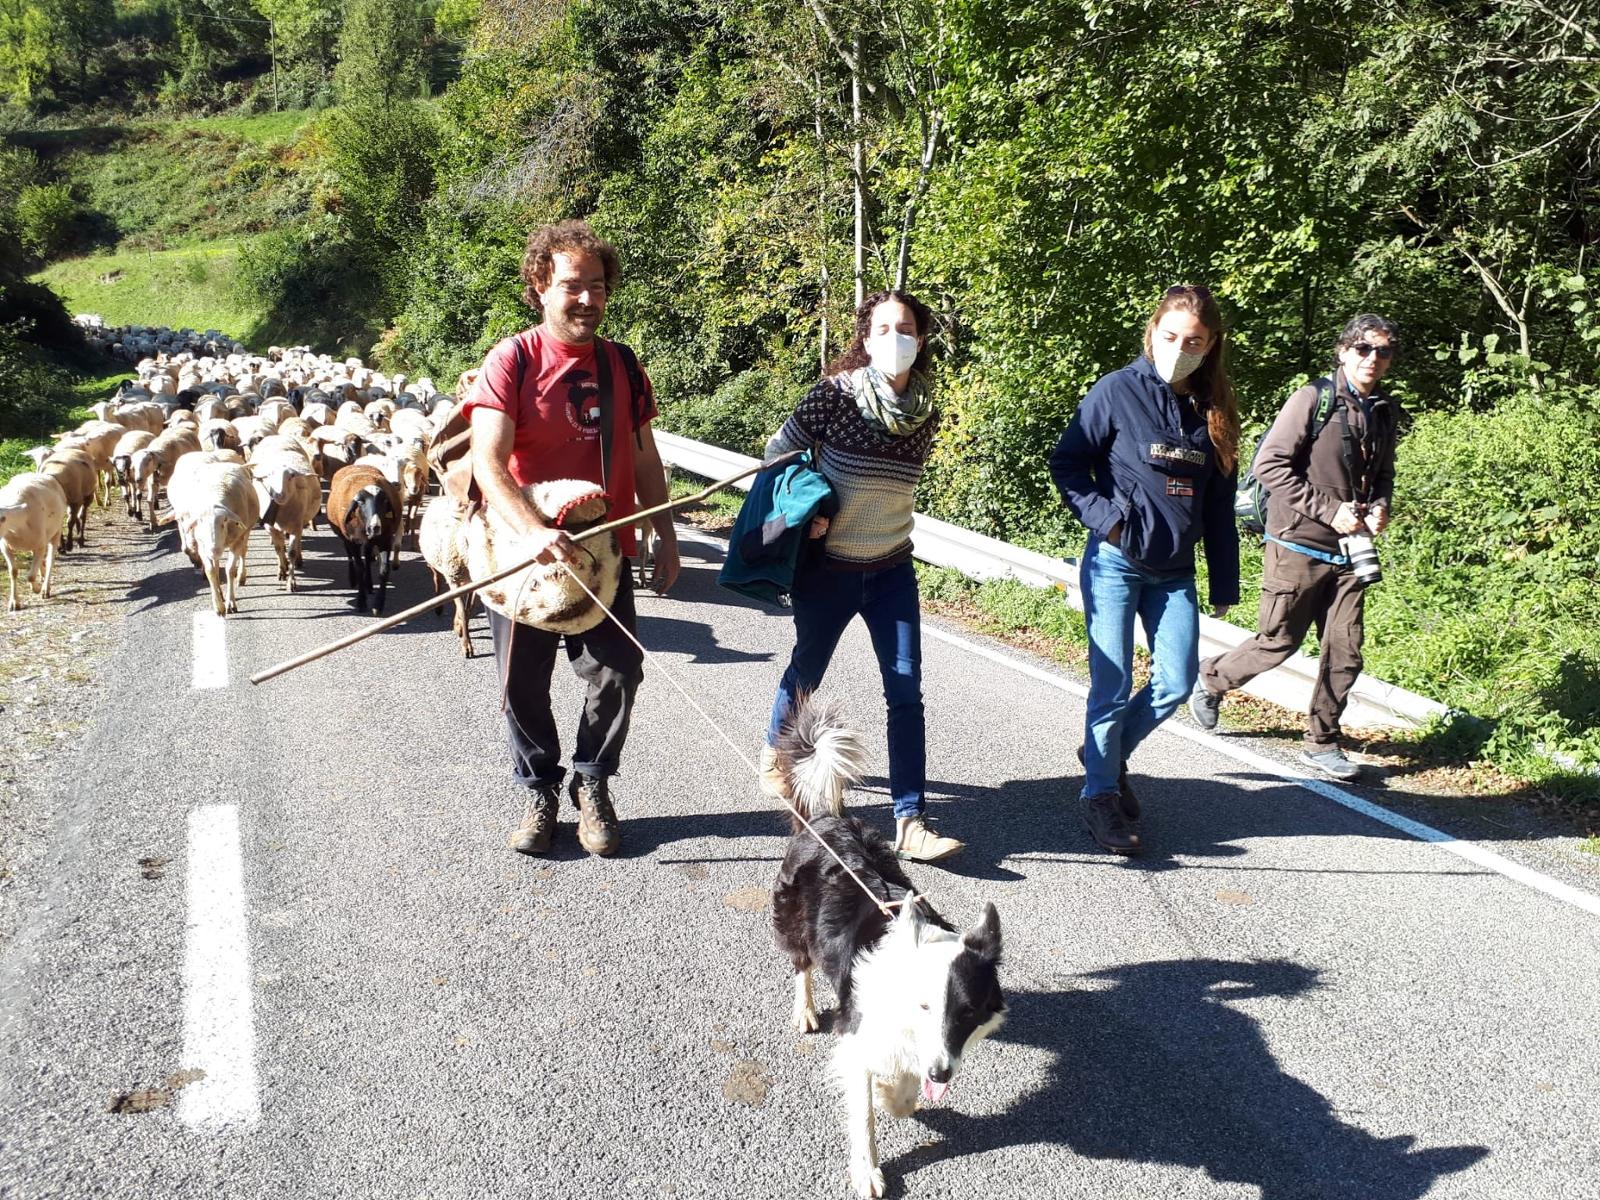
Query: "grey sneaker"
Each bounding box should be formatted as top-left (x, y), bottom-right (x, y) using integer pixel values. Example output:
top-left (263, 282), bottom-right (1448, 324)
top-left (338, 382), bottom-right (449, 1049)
top-left (507, 782), bottom-right (561, 856)
top-left (1300, 747), bottom-right (1361, 781)
top-left (570, 773), bottom-right (621, 857)
top-left (1189, 682), bottom-right (1223, 731)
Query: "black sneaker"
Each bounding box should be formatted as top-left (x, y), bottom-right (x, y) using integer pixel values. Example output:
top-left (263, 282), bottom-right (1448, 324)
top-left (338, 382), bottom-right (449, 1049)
top-left (1188, 682), bottom-right (1223, 731)
top-left (1083, 793), bottom-right (1141, 855)
top-left (507, 782), bottom-right (561, 856)
top-left (570, 774), bottom-right (620, 857)
top-left (1077, 746), bottom-right (1140, 821)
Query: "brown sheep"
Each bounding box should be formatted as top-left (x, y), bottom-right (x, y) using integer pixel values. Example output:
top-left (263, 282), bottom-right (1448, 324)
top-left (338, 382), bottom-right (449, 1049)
top-left (327, 464), bottom-right (402, 615)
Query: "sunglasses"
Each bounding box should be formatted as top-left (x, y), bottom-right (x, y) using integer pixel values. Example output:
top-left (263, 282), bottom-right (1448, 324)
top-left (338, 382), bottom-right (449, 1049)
top-left (1165, 284), bottom-right (1213, 300)
top-left (1351, 342), bottom-right (1395, 360)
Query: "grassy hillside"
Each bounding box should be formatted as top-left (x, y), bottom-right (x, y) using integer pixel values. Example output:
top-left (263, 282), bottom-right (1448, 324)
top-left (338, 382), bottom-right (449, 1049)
top-left (39, 113), bottom-right (320, 252)
top-left (38, 241), bottom-right (266, 340)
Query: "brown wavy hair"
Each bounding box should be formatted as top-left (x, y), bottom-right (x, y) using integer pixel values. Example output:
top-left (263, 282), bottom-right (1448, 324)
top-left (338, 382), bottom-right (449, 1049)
top-left (1142, 284), bottom-right (1240, 475)
top-left (825, 289), bottom-right (935, 378)
top-left (521, 220), bottom-right (620, 307)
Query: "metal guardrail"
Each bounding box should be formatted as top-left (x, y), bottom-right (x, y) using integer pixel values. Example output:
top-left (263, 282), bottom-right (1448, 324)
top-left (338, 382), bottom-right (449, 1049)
top-left (655, 431), bottom-right (1447, 731)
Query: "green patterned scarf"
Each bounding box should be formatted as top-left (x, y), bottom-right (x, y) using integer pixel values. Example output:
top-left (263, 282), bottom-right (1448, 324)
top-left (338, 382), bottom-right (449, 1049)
top-left (847, 366), bottom-right (934, 437)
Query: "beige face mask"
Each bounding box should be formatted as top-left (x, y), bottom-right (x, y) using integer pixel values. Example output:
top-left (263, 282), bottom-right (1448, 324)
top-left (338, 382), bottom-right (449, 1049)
top-left (1152, 344), bottom-right (1206, 385)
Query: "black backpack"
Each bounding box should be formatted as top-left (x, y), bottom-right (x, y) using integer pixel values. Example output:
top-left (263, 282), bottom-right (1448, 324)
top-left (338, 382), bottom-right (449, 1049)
top-left (1234, 378), bottom-right (1338, 535)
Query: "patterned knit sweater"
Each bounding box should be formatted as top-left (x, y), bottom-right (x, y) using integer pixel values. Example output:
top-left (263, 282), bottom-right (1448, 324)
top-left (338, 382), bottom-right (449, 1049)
top-left (764, 374), bottom-right (939, 570)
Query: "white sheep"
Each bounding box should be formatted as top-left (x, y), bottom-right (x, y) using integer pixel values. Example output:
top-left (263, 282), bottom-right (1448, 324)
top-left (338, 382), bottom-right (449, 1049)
top-left (169, 461), bottom-right (259, 615)
top-left (0, 472), bottom-right (68, 611)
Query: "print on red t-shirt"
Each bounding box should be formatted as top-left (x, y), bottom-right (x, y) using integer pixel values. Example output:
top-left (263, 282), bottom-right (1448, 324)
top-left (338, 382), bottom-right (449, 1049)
top-left (463, 325), bottom-right (658, 555)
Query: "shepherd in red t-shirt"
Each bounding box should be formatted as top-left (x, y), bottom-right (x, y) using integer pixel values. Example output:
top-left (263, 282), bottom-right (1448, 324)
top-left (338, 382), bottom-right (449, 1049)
top-left (463, 219), bottom-right (678, 861)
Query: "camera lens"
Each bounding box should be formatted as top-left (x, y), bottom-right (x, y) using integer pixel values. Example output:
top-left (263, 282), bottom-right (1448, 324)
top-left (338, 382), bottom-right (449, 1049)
top-left (1340, 534), bottom-right (1383, 586)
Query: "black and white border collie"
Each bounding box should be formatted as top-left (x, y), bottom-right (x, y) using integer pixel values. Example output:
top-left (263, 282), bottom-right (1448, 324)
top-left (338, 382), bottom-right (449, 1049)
top-left (770, 697), bottom-right (1007, 1199)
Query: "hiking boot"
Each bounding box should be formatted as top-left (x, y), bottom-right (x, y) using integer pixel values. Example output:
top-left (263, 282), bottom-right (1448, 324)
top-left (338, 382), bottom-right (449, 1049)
top-left (894, 816), bottom-right (964, 863)
top-left (1083, 792), bottom-right (1141, 855)
top-left (758, 744), bottom-right (792, 801)
top-left (1300, 746), bottom-right (1361, 782)
top-left (507, 782), bottom-right (560, 856)
top-left (1188, 681), bottom-right (1223, 731)
top-left (1077, 746), bottom-right (1140, 821)
top-left (570, 773), bottom-right (621, 857)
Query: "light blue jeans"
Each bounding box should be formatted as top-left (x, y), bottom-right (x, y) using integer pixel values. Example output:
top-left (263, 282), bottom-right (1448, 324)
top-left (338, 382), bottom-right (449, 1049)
top-left (1080, 535), bottom-right (1200, 800)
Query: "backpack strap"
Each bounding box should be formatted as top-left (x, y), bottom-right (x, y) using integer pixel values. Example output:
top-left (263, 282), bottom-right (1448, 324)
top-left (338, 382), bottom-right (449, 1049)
top-left (614, 340), bottom-right (649, 449)
top-left (592, 337), bottom-right (616, 493)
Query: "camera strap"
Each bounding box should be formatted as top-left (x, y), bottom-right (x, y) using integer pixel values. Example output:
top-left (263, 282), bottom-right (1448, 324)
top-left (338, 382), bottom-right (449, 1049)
top-left (1264, 533), bottom-right (1350, 567)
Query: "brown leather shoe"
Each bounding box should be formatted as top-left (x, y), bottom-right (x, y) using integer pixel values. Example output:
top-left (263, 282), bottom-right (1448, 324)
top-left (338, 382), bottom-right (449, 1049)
top-left (507, 783), bottom-right (560, 855)
top-left (758, 744), bottom-right (793, 801)
top-left (570, 774), bottom-right (620, 857)
top-left (1084, 792), bottom-right (1141, 855)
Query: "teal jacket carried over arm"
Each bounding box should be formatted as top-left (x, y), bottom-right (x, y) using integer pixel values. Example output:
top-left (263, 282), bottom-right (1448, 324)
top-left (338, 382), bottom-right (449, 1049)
top-left (717, 456), bottom-right (837, 606)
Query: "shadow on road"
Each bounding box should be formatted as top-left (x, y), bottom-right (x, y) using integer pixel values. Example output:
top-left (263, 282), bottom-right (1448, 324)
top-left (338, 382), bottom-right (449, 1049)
top-left (898, 959), bottom-right (1488, 1199)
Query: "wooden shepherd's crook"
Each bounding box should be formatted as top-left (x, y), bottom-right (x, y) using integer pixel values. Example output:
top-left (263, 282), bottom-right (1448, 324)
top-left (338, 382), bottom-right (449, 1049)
top-left (249, 450), bottom-right (805, 686)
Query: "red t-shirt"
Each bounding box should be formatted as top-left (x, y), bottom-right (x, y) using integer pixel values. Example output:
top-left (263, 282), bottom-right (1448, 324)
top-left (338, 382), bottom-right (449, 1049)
top-left (463, 325), bottom-right (657, 555)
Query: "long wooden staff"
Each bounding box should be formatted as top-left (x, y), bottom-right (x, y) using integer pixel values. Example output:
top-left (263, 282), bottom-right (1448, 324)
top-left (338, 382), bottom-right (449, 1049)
top-left (249, 450), bottom-right (802, 685)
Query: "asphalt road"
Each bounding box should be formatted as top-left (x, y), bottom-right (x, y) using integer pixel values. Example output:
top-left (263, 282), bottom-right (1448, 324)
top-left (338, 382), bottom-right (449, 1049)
top-left (0, 511), bottom-right (1596, 1200)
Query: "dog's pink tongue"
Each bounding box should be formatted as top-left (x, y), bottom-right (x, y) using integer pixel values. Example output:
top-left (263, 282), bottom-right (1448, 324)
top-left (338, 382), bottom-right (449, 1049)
top-left (922, 1078), bottom-right (950, 1105)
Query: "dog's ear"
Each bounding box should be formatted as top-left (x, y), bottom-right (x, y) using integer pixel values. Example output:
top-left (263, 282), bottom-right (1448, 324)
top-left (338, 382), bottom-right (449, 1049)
top-left (895, 895), bottom-right (928, 944)
top-left (961, 902), bottom-right (1002, 962)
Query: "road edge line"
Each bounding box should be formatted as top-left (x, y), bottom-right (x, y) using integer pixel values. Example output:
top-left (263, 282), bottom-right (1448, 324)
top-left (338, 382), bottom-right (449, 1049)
top-left (921, 623), bottom-right (1600, 919)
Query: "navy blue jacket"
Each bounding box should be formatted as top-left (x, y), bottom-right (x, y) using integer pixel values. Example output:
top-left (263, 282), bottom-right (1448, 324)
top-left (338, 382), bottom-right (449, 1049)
top-left (718, 456), bottom-right (837, 606)
top-left (1049, 356), bottom-right (1241, 608)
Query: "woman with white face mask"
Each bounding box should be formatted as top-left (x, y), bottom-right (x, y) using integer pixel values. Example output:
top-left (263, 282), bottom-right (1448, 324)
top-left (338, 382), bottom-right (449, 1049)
top-left (758, 289), bottom-right (963, 864)
top-left (1048, 285), bottom-right (1242, 855)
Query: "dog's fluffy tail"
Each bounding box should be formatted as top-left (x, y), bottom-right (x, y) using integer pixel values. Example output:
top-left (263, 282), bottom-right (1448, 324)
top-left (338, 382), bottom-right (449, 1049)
top-left (775, 693), bottom-right (867, 829)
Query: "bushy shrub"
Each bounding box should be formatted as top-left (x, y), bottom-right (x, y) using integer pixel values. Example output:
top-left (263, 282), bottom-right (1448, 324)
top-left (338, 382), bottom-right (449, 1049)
top-left (0, 317), bottom-right (65, 440)
top-left (1358, 384), bottom-right (1600, 770)
top-left (235, 221), bottom-right (386, 352)
top-left (13, 183), bottom-right (93, 262)
top-left (655, 366), bottom-right (802, 458)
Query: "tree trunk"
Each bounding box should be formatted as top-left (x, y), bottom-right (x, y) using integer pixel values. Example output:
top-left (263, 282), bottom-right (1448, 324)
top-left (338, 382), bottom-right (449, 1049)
top-left (816, 68), bottom-right (829, 371)
top-left (852, 40), bottom-right (864, 310)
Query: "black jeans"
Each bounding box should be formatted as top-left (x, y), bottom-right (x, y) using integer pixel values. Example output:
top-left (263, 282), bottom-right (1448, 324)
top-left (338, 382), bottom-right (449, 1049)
top-left (488, 571), bottom-right (644, 786)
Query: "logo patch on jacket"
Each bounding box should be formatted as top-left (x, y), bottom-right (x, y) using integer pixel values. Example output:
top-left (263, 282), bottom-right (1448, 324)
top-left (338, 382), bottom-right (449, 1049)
top-left (1149, 443), bottom-right (1207, 467)
top-left (1165, 476), bottom-right (1195, 497)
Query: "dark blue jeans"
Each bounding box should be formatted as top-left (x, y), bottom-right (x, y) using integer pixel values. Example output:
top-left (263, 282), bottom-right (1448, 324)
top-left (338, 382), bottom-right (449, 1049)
top-left (765, 558), bottom-right (926, 819)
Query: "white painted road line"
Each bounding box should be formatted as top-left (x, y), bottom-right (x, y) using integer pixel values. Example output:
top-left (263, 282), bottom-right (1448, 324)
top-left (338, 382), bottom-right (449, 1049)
top-left (922, 622), bottom-right (1600, 920)
top-left (177, 804), bottom-right (260, 1129)
top-left (191, 611), bottom-right (228, 690)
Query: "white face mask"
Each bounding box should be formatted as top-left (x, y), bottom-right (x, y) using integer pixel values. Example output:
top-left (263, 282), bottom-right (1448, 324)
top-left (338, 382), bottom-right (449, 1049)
top-left (1151, 344), bottom-right (1207, 385)
top-left (866, 331), bottom-right (920, 378)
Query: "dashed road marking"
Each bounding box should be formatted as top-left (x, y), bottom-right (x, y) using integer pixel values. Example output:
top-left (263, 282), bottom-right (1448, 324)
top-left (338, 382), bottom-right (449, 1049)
top-left (191, 611), bottom-right (228, 690)
top-left (177, 804), bottom-right (259, 1129)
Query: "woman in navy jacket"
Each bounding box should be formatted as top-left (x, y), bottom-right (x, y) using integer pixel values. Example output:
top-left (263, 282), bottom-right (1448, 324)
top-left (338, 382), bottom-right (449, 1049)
top-left (1048, 285), bottom-right (1241, 855)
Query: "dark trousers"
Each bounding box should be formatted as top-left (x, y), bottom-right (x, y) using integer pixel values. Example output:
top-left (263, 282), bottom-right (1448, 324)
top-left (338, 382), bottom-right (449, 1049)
top-left (1198, 540), bottom-right (1367, 748)
top-left (488, 572), bottom-right (644, 786)
top-left (765, 559), bottom-right (926, 819)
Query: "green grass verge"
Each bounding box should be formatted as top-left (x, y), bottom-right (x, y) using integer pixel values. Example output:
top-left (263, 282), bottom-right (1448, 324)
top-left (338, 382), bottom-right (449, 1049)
top-left (34, 240), bottom-right (265, 341)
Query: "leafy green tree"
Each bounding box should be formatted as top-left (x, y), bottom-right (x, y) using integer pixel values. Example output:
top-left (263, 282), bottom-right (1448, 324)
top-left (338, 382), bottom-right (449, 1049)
top-left (333, 0), bottom-right (424, 108)
top-left (0, 0), bottom-right (53, 105)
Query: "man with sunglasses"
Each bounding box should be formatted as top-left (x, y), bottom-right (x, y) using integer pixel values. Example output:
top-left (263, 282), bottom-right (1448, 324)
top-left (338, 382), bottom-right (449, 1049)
top-left (1189, 314), bottom-right (1402, 780)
